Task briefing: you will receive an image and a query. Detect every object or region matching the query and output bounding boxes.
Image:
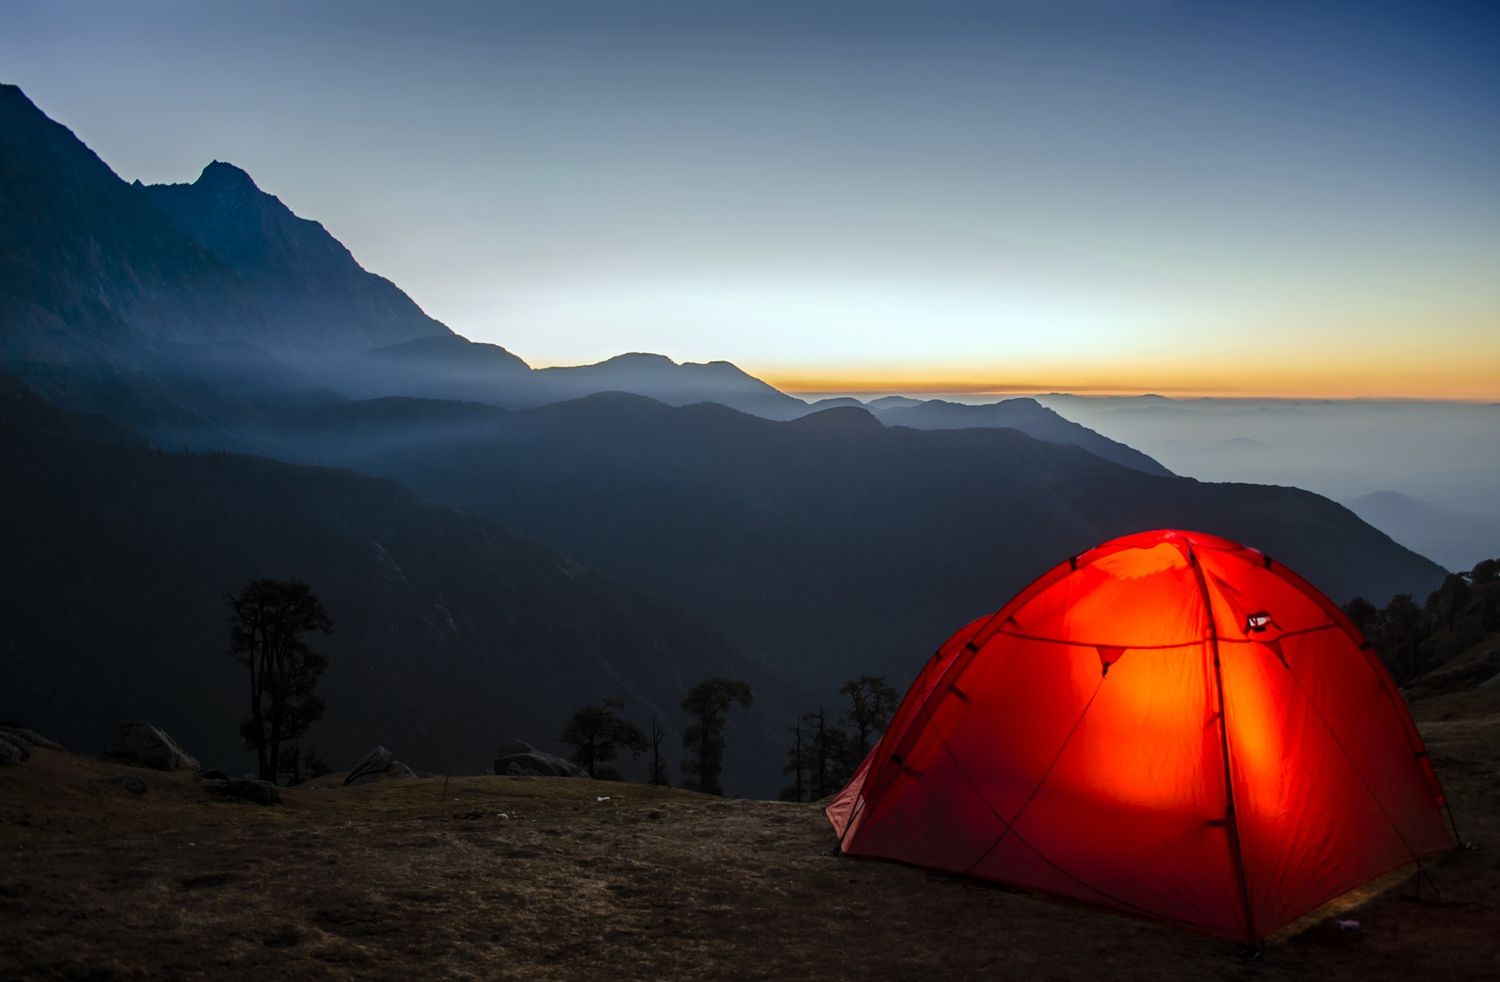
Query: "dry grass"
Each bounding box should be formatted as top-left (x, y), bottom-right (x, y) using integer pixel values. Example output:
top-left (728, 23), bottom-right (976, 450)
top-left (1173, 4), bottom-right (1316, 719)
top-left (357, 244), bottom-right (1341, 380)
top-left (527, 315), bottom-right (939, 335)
top-left (2, 702), bottom-right (1497, 981)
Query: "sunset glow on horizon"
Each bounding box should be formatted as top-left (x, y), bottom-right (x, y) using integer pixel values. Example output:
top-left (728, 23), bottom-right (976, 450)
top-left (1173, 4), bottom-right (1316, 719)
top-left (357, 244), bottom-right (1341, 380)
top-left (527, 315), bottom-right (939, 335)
top-left (753, 359), bottom-right (1500, 402)
top-left (4, 1), bottom-right (1497, 401)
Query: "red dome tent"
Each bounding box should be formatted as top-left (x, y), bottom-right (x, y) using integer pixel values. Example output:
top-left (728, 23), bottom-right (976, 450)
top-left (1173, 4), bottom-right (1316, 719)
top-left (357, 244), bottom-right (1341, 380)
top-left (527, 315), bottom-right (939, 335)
top-left (827, 529), bottom-right (1454, 943)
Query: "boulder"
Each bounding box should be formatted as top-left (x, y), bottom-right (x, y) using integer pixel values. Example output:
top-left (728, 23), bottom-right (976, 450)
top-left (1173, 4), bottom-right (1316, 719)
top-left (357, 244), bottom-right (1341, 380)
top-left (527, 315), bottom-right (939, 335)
top-left (0, 725), bottom-right (64, 752)
top-left (116, 776), bottom-right (148, 795)
top-left (108, 721), bottom-right (200, 771)
top-left (493, 738), bottom-right (582, 778)
top-left (0, 731), bottom-right (32, 762)
top-left (343, 746), bottom-right (419, 786)
top-left (204, 778), bottom-right (282, 806)
top-left (0, 740), bottom-right (22, 766)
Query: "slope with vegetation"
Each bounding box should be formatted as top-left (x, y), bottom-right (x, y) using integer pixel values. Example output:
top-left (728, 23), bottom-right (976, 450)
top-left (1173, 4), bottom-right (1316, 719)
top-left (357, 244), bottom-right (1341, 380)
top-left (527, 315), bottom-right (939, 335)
top-left (0, 375), bottom-right (792, 794)
top-left (1345, 558), bottom-right (1500, 693)
top-left (267, 393), bottom-right (1447, 693)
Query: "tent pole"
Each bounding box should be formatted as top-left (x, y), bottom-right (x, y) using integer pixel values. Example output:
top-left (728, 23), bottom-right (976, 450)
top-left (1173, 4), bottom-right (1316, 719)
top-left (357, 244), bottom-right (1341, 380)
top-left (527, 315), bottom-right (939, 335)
top-left (1188, 545), bottom-right (1259, 946)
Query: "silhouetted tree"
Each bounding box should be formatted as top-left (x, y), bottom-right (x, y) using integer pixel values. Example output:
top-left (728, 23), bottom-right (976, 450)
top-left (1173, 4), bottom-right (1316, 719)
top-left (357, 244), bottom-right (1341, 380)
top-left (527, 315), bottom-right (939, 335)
top-left (276, 696), bottom-right (326, 785)
top-left (680, 678), bottom-right (753, 795)
top-left (1342, 596), bottom-right (1379, 638)
top-left (648, 715), bottom-right (670, 786)
top-left (1427, 573), bottom-right (1472, 634)
top-left (839, 675), bottom-right (898, 765)
top-left (1381, 593), bottom-right (1424, 682)
top-left (801, 704), bottom-right (852, 799)
top-left (227, 579), bottom-right (332, 784)
top-left (1472, 558), bottom-right (1499, 586)
top-left (561, 699), bottom-right (649, 780)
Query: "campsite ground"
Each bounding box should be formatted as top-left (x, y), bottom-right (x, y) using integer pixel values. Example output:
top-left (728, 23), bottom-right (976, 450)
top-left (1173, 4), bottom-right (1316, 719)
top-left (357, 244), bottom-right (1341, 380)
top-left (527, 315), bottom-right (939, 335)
top-left (2, 693), bottom-right (1497, 981)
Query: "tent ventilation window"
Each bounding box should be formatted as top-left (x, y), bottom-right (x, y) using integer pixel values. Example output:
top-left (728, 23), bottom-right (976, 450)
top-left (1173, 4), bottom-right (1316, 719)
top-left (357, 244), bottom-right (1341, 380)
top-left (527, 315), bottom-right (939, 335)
top-left (1245, 611), bottom-right (1272, 634)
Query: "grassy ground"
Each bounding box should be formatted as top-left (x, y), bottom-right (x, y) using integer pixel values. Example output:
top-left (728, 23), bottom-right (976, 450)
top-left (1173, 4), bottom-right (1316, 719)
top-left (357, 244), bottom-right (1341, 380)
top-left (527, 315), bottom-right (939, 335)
top-left (2, 696), bottom-right (1496, 981)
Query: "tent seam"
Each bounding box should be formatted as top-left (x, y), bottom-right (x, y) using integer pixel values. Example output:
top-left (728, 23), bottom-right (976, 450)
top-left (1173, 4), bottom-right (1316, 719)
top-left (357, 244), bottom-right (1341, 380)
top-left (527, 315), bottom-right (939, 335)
top-left (960, 675), bottom-right (1107, 876)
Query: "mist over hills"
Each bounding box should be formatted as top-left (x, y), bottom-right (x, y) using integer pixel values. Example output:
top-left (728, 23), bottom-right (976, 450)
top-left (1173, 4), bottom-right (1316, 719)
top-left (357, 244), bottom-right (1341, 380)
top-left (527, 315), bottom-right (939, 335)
top-left (251, 392), bottom-right (1445, 693)
top-left (871, 397), bottom-right (1169, 476)
top-left (0, 82), bottom-right (1454, 793)
top-left (1035, 394), bottom-right (1500, 569)
top-left (0, 373), bottom-right (791, 793)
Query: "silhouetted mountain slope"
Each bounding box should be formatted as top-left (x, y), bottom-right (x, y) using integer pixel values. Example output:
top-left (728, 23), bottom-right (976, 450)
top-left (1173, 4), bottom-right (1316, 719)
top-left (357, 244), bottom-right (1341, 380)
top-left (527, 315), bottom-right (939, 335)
top-left (0, 85), bottom-right (360, 438)
top-left (259, 393), bottom-right (1446, 694)
top-left (874, 397), bottom-right (1171, 476)
top-left (864, 396), bottom-right (923, 410)
top-left (0, 377), bottom-right (792, 795)
top-left (1346, 491), bottom-right (1500, 573)
top-left (534, 353), bottom-right (807, 418)
top-left (0, 85), bottom-right (1186, 479)
top-left (143, 162), bottom-right (453, 352)
top-left (0, 84), bottom-right (262, 362)
top-left (335, 342), bottom-right (804, 419)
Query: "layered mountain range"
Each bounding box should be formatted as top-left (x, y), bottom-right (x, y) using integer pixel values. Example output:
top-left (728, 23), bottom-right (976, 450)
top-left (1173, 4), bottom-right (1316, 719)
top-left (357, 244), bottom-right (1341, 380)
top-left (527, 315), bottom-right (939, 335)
top-left (0, 83), bottom-right (1448, 792)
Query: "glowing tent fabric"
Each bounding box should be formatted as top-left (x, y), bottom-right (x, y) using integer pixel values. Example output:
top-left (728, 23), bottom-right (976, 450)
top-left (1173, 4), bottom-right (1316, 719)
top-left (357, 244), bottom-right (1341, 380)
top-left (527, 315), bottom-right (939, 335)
top-left (827, 529), bottom-right (1454, 943)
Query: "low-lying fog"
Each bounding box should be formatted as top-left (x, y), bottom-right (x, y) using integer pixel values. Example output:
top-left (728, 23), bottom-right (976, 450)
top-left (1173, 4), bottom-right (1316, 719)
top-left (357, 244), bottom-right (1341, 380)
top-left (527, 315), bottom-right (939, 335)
top-left (1032, 396), bottom-right (1499, 573)
top-left (797, 392), bottom-right (1498, 573)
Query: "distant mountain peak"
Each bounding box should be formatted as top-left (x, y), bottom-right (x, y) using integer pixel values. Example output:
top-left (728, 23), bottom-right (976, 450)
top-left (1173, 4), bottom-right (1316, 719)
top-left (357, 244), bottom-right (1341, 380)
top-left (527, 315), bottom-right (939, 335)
top-left (601, 352), bottom-right (677, 367)
top-left (789, 405), bottom-right (882, 431)
top-left (195, 159), bottom-right (259, 191)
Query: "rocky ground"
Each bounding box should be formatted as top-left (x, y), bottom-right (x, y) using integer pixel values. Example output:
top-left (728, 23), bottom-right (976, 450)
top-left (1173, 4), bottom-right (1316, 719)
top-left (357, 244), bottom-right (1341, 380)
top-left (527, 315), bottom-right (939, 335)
top-left (1, 693), bottom-right (1497, 981)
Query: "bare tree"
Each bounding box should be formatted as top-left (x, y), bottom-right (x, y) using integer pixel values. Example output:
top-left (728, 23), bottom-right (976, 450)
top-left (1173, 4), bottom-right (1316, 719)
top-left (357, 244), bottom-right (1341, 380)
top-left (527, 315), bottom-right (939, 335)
top-left (649, 715), bottom-right (670, 786)
top-left (780, 715), bottom-right (806, 802)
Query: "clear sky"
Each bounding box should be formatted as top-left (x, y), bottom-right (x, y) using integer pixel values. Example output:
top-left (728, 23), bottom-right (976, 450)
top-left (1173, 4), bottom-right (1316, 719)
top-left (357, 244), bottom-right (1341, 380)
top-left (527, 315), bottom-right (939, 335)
top-left (3, 0), bottom-right (1498, 398)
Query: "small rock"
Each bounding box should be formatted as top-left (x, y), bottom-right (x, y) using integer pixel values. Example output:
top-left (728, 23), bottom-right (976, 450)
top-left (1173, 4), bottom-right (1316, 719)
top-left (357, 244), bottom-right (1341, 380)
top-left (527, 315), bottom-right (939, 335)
top-left (204, 778), bottom-right (282, 806)
top-left (116, 776), bottom-right (148, 795)
top-left (344, 746), bottom-right (393, 785)
top-left (0, 741), bottom-right (22, 767)
top-left (0, 725), bottom-right (64, 752)
top-left (493, 738), bottom-right (582, 778)
top-left (343, 746), bottom-right (419, 786)
top-left (0, 732), bottom-right (32, 762)
top-left (108, 721), bottom-right (199, 771)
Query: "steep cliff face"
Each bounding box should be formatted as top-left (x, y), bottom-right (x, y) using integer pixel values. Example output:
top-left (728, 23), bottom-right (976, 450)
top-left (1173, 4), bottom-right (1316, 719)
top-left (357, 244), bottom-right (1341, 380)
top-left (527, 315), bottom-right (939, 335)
top-left (144, 161), bottom-right (456, 352)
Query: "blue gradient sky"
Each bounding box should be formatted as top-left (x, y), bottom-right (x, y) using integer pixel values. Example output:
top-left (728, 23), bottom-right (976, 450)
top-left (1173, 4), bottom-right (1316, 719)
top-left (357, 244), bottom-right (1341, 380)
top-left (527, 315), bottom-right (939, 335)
top-left (4, 1), bottom-right (1498, 396)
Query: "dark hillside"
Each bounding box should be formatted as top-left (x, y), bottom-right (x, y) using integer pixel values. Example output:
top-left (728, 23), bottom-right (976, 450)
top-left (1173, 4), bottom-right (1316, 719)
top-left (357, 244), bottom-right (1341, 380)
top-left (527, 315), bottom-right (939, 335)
top-left (0, 378), bottom-right (792, 794)
top-left (261, 394), bottom-right (1446, 693)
